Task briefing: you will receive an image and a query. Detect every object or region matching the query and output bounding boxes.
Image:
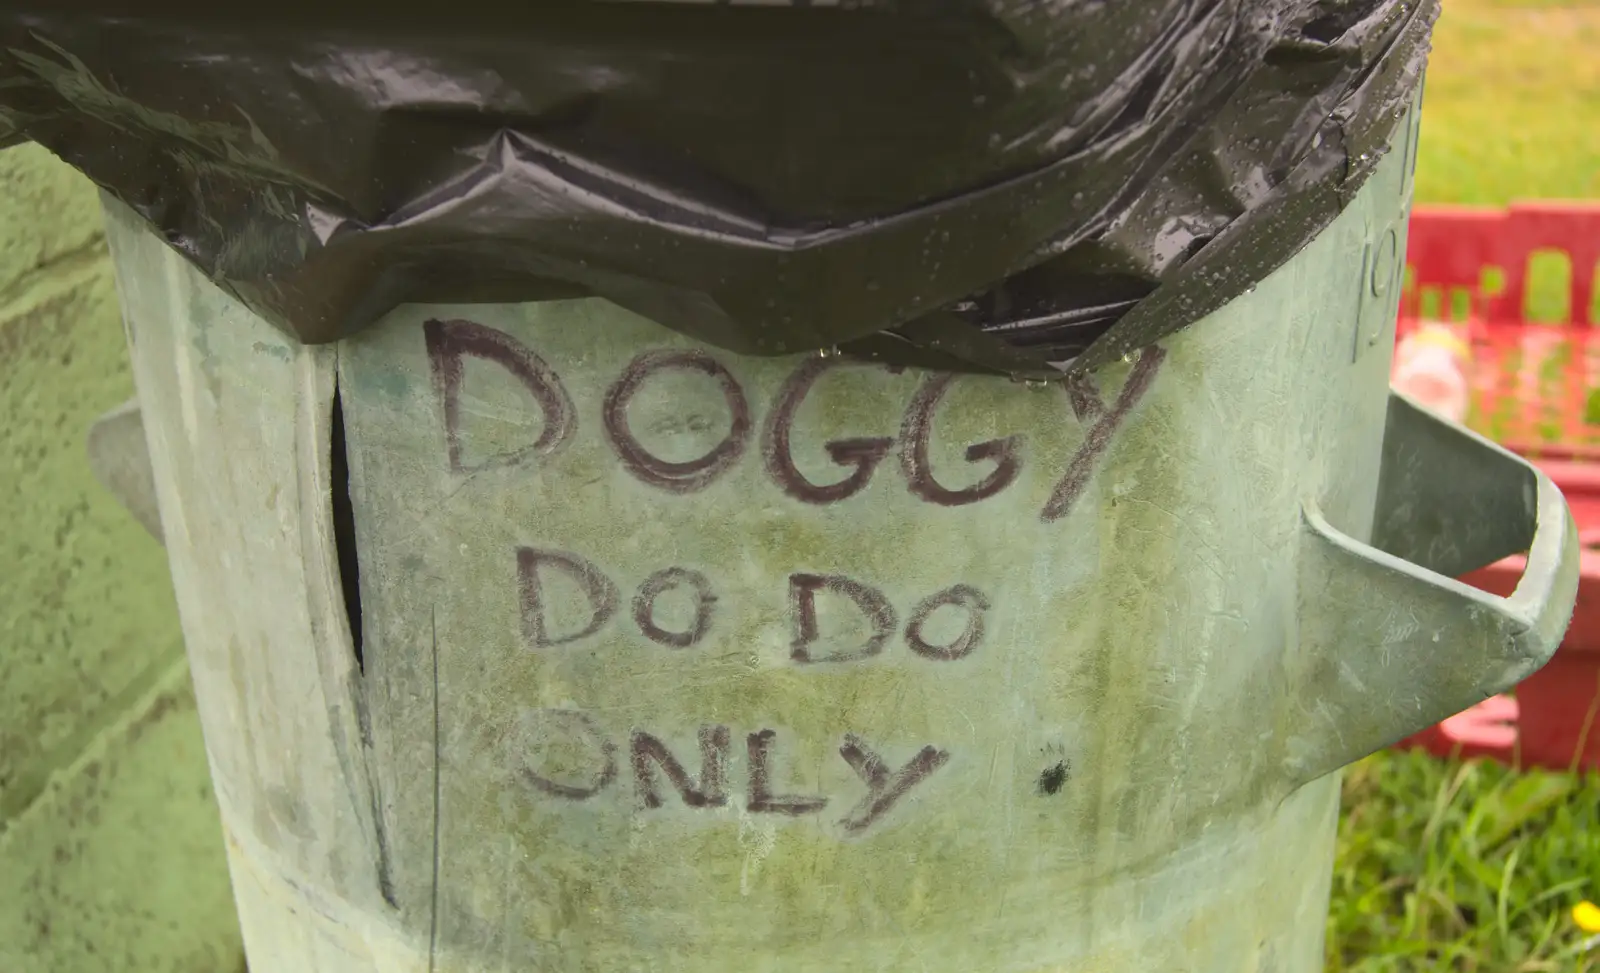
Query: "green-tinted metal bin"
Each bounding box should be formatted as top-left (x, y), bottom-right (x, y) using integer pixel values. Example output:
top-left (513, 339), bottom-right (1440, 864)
top-left (100, 104), bottom-right (1578, 972)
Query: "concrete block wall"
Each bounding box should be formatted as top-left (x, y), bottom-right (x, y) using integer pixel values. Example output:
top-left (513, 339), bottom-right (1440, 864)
top-left (0, 144), bottom-right (244, 971)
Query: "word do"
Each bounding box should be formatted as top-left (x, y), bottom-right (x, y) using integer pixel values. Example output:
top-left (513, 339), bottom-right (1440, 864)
top-left (518, 547), bottom-right (991, 663)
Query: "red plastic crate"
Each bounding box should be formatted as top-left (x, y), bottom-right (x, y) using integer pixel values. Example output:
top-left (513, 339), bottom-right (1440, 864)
top-left (1392, 201), bottom-right (1600, 770)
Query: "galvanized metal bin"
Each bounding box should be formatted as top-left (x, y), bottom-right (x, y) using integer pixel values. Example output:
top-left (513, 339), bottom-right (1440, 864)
top-left (103, 107), bottom-right (1577, 972)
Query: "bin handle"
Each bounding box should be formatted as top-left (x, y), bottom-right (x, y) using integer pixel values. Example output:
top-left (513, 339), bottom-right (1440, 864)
top-left (1285, 391), bottom-right (1579, 788)
top-left (86, 396), bottom-right (164, 544)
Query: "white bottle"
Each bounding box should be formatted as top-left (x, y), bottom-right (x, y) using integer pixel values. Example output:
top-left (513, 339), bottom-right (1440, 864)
top-left (1391, 323), bottom-right (1471, 423)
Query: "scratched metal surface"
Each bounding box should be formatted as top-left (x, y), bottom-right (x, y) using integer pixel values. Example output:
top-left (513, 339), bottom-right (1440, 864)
top-left (97, 105), bottom-right (1571, 972)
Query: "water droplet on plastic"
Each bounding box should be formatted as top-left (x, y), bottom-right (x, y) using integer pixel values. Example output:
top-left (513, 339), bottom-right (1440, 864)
top-left (818, 346), bottom-right (841, 359)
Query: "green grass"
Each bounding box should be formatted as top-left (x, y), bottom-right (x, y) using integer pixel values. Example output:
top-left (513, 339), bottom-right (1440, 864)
top-left (1413, 0), bottom-right (1600, 207)
top-left (1329, 0), bottom-right (1600, 967)
top-left (1330, 751), bottom-right (1600, 971)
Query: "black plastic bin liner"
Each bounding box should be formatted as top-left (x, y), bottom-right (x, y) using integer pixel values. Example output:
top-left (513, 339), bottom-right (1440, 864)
top-left (0, 0), bottom-right (1436, 376)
